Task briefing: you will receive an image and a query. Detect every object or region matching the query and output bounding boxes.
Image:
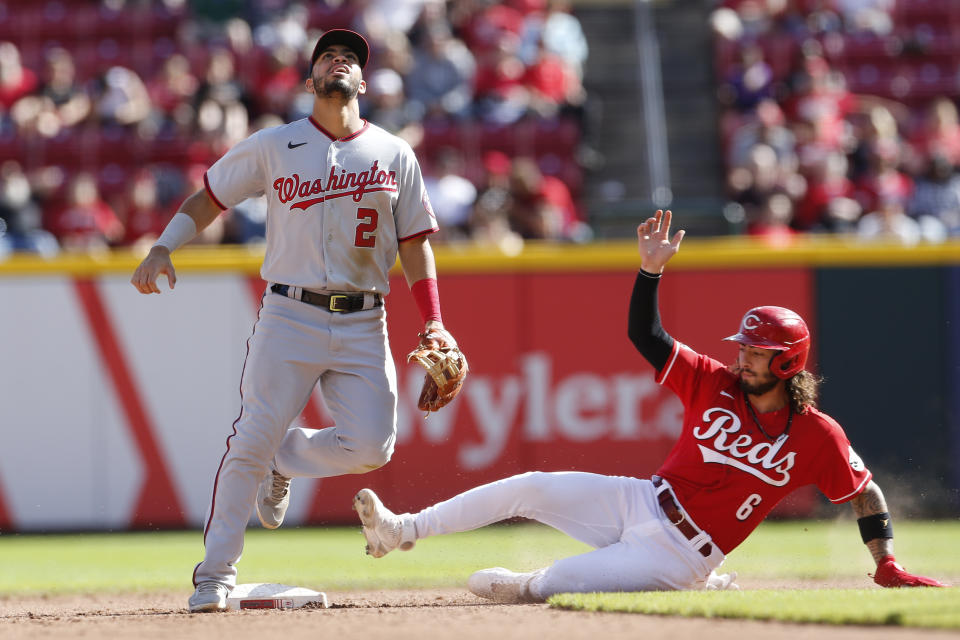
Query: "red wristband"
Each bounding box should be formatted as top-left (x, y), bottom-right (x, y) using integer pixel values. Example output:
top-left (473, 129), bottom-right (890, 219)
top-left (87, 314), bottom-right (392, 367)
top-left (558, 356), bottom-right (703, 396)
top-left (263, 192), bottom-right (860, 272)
top-left (411, 277), bottom-right (442, 324)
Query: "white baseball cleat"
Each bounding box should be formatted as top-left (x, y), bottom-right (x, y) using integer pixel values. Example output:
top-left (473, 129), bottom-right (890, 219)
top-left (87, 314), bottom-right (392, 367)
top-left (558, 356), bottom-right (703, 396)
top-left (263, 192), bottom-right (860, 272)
top-left (705, 570), bottom-right (740, 590)
top-left (467, 567), bottom-right (546, 604)
top-left (188, 581), bottom-right (230, 612)
top-left (353, 488), bottom-right (416, 558)
top-left (256, 469), bottom-right (291, 529)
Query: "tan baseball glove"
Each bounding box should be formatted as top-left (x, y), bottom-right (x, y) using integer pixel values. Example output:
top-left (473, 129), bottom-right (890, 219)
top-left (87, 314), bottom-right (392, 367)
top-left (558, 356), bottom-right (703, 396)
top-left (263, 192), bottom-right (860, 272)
top-left (407, 328), bottom-right (468, 413)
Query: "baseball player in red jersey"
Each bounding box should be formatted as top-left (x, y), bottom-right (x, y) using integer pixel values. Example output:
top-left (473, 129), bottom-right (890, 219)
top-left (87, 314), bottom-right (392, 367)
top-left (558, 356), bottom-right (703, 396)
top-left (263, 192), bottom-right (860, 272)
top-left (351, 209), bottom-right (946, 602)
top-left (130, 29), bottom-right (462, 612)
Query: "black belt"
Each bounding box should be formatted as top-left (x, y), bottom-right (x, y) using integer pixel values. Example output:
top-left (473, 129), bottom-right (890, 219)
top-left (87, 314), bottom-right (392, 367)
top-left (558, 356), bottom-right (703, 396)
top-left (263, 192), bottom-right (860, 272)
top-left (270, 284), bottom-right (382, 313)
top-left (652, 476), bottom-right (712, 558)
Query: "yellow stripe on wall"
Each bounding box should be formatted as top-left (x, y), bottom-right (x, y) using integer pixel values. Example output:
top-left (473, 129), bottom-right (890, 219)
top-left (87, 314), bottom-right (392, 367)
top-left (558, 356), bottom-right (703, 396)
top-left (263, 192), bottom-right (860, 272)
top-left (1, 236), bottom-right (958, 277)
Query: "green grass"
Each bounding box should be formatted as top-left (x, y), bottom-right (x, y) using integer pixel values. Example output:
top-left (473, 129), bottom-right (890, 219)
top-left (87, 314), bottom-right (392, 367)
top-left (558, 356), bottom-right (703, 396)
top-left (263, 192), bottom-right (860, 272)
top-left (0, 518), bottom-right (957, 630)
top-left (548, 589), bottom-right (960, 628)
top-left (722, 520), bottom-right (960, 580)
top-left (0, 524), bottom-right (589, 595)
top-left (545, 520), bottom-right (960, 629)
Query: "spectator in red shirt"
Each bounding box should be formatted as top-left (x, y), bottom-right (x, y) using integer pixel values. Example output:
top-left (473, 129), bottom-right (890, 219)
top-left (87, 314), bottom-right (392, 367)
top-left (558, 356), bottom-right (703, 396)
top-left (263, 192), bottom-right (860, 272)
top-left (473, 32), bottom-right (530, 124)
top-left (253, 45), bottom-right (302, 117)
top-left (523, 39), bottom-right (584, 119)
top-left (783, 57), bottom-right (857, 151)
top-left (45, 173), bottom-right (123, 250)
top-left (147, 54), bottom-right (199, 116)
top-left (461, 1), bottom-right (527, 55)
top-left (746, 192), bottom-right (797, 246)
top-left (854, 138), bottom-right (914, 216)
top-left (116, 169), bottom-right (172, 247)
top-left (507, 156), bottom-right (578, 240)
top-left (0, 42), bottom-right (38, 110)
top-left (908, 98), bottom-right (960, 170)
top-left (795, 149), bottom-right (861, 231)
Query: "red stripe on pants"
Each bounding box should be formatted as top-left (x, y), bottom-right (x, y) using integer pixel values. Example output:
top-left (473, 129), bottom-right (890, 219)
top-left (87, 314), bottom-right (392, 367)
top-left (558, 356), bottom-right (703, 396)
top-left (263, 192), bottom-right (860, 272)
top-left (0, 485), bottom-right (12, 531)
top-left (245, 277), bottom-right (333, 523)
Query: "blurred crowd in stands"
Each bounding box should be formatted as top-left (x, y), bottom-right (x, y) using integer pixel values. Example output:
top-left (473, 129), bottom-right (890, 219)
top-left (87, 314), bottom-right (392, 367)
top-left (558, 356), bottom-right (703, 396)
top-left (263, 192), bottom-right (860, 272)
top-left (713, 0), bottom-right (960, 245)
top-left (0, 0), bottom-right (592, 257)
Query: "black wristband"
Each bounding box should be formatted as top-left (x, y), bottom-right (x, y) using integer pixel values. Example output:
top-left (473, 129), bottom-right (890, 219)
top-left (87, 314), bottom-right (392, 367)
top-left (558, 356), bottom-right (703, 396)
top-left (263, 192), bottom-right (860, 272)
top-left (857, 512), bottom-right (893, 543)
top-left (639, 269), bottom-right (662, 279)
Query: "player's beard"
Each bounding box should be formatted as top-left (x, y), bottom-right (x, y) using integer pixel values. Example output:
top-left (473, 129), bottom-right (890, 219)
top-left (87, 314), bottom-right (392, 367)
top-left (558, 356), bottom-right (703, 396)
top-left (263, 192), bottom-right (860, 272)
top-left (314, 71), bottom-right (360, 100)
top-left (739, 373), bottom-right (779, 396)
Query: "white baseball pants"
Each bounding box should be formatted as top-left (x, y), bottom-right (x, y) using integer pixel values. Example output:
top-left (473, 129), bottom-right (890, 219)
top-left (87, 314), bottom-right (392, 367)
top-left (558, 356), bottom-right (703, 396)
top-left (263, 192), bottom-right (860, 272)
top-left (411, 471), bottom-right (726, 597)
top-left (195, 292), bottom-right (398, 588)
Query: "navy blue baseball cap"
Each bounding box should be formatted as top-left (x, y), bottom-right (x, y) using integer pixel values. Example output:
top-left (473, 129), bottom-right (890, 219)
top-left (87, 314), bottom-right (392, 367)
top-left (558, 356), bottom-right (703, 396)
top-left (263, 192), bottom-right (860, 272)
top-left (310, 29), bottom-right (369, 70)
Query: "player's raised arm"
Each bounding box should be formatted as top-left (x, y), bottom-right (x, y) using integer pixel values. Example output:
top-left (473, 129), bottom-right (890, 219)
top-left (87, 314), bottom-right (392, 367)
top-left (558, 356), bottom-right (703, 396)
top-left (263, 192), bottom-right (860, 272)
top-left (849, 481), bottom-right (947, 587)
top-left (627, 210), bottom-right (683, 371)
top-left (130, 188), bottom-right (222, 294)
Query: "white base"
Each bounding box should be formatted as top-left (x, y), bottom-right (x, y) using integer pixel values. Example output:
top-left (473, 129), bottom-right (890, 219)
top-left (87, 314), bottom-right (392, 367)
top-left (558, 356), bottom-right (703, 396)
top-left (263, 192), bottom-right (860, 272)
top-left (226, 583), bottom-right (329, 610)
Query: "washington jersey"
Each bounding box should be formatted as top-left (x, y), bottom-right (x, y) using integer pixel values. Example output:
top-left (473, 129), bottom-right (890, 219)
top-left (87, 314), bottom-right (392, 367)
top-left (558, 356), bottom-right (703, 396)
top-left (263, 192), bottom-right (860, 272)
top-left (655, 341), bottom-right (872, 554)
top-left (203, 117), bottom-right (438, 294)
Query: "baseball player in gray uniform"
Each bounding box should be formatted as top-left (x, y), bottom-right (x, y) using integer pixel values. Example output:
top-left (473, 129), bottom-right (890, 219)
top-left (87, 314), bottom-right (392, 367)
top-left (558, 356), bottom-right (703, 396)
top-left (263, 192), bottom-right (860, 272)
top-left (131, 29), bottom-right (459, 612)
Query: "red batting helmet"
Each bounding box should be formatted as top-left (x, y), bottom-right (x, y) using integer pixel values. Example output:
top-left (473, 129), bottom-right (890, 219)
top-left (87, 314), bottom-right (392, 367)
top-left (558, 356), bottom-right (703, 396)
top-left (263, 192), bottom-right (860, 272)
top-left (723, 306), bottom-right (810, 379)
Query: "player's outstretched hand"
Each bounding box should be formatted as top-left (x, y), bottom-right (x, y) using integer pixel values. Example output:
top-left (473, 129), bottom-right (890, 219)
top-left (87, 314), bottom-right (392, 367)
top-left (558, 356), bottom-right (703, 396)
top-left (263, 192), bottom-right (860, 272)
top-left (637, 209), bottom-right (685, 275)
top-left (872, 556), bottom-right (948, 587)
top-left (408, 322), bottom-right (467, 413)
top-left (131, 246), bottom-right (177, 294)
top-left (420, 321), bottom-right (457, 350)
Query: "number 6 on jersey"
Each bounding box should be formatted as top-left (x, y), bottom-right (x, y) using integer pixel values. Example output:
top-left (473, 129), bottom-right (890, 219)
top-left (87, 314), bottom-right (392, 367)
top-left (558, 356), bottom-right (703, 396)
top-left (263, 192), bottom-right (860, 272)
top-left (736, 493), bottom-right (762, 520)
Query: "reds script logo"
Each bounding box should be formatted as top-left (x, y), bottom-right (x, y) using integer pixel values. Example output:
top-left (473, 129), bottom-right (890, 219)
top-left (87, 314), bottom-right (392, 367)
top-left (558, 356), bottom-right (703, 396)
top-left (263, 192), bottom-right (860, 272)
top-left (273, 161), bottom-right (398, 211)
top-left (692, 408), bottom-right (796, 486)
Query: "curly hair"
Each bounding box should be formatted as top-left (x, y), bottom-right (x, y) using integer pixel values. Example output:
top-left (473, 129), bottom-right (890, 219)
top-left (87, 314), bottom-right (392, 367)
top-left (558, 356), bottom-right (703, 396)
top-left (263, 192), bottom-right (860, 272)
top-left (786, 369), bottom-right (821, 413)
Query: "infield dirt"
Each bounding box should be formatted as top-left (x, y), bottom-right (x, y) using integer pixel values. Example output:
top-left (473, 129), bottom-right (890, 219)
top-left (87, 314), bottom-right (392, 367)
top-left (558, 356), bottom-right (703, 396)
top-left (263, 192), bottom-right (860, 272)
top-left (1, 582), bottom-right (955, 640)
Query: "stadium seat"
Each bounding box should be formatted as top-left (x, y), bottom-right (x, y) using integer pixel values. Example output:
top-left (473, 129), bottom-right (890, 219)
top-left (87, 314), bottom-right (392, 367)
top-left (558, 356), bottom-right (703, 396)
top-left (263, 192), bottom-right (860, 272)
top-left (145, 136), bottom-right (193, 165)
top-left (0, 131), bottom-right (25, 165)
top-left (308, 3), bottom-right (358, 30)
top-left (69, 4), bottom-right (102, 42)
top-left (532, 117), bottom-right (579, 157)
top-left (419, 119), bottom-right (476, 164)
top-left (96, 163), bottom-right (129, 199)
top-left (475, 120), bottom-right (539, 157)
top-left (94, 129), bottom-right (140, 167)
top-left (822, 33), bottom-right (900, 64)
top-left (36, 2), bottom-right (72, 40)
top-left (758, 33), bottom-right (799, 81)
top-left (33, 130), bottom-right (95, 171)
top-left (893, 0), bottom-right (960, 25)
top-left (712, 37), bottom-right (740, 80)
top-left (91, 4), bottom-right (128, 39)
top-left (538, 154), bottom-right (583, 200)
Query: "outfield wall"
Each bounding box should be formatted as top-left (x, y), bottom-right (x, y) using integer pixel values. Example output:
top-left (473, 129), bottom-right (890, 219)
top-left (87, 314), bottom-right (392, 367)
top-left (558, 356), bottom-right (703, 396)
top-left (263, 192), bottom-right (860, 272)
top-left (0, 237), bottom-right (957, 531)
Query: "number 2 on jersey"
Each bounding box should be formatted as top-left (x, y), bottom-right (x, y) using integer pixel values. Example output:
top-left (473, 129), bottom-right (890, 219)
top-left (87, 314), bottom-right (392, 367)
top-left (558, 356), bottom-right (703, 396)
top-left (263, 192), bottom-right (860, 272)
top-left (355, 207), bottom-right (378, 248)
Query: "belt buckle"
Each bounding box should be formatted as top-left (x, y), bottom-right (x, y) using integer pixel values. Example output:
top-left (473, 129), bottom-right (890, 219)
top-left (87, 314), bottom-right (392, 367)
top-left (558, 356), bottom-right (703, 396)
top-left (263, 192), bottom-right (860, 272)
top-left (328, 294), bottom-right (349, 312)
top-left (669, 508), bottom-right (685, 527)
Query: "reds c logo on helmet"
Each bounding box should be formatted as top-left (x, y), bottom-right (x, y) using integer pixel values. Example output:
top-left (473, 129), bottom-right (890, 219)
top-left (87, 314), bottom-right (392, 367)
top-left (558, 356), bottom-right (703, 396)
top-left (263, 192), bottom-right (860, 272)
top-left (723, 306), bottom-right (810, 379)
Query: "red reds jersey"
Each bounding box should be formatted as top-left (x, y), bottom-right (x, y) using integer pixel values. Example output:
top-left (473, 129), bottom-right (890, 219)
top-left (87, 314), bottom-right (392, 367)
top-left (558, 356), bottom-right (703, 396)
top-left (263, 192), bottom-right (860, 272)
top-left (655, 341), bottom-right (872, 554)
